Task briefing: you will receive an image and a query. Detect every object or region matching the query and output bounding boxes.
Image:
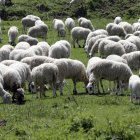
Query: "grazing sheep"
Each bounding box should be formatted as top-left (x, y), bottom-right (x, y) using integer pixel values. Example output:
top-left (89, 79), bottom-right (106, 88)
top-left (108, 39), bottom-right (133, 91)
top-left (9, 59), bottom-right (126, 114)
top-left (114, 16), bottom-right (122, 24)
top-left (0, 44), bottom-right (14, 62)
top-left (86, 59), bottom-right (133, 95)
top-left (65, 17), bottom-right (75, 33)
top-left (37, 41), bottom-right (50, 56)
top-left (18, 34), bottom-right (38, 46)
top-left (15, 42), bottom-right (30, 50)
top-left (129, 75), bottom-right (140, 104)
top-left (71, 26), bottom-right (91, 48)
top-left (21, 15), bottom-right (40, 33)
top-left (28, 23), bottom-right (48, 41)
top-left (121, 51), bottom-right (140, 70)
top-left (21, 55), bottom-right (55, 70)
top-left (8, 26), bottom-right (18, 46)
top-left (49, 41), bottom-right (70, 59)
top-left (119, 21), bottom-right (133, 34)
top-left (53, 58), bottom-right (88, 95)
top-left (78, 17), bottom-right (94, 31)
top-left (119, 40), bottom-right (137, 53)
top-left (53, 19), bottom-right (66, 37)
top-left (31, 63), bottom-right (59, 97)
top-left (98, 39), bottom-right (125, 58)
top-left (126, 35), bottom-right (140, 50)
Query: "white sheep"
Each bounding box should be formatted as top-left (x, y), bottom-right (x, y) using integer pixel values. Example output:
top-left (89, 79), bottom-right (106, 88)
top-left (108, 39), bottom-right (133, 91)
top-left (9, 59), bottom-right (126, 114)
top-left (53, 58), bottom-right (88, 95)
top-left (14, 42), bottom-right (30, 50)
top-left (119, 21), bottom-right (133, 34)
top-left (86, 59), bottom-right (133, 95)
top-left (129, 75), bottom-right (140, 104)
top-left (21, 55), bottom-right (55, 70)
top-left (53, 19), bottom-right (66, 37)
top-left (18, 34), bottom-right (38, 46)
top-left (119, 40), bottom-right (137, 53)
top-left (31, 63), bottom-right (59, 97)
top-left (49, 41), bottom-right (70, 59)
top-left (98, 39), bottom-right (125, 58)
top-left (37, 41), bottom-right (50, 56)
top-left (78, 17), bottom-right (94, 31)
top-left (8, 26), bottom-right (18, 46)
top-left (0, 44), bottom-right (14, 62)
top-left (71, 26), bottom-right (91, 48)
top-left (114, 16), bottom-right (122, 24)
top-left (121, 51), bottom-right (140, 70)
top-left (27, 23), bottom-right (48, 41)
top-left (65, 17), bottom-right (75, 33)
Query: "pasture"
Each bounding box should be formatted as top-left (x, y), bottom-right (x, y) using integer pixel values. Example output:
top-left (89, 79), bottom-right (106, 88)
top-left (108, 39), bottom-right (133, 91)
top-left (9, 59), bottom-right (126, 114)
top-left (0, 18), bottom-right (140, 140)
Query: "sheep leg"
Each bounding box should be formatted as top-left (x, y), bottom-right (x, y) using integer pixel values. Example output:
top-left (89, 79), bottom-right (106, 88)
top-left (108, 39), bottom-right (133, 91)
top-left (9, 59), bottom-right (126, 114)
top-left (76, 39), bottom-right (81, 48)
top-left (52, 83), bottom-right (57, 97)
top-left (73, 80), bottom-right (77, 95)
top-left (58, 81), bottom-right (63, 95)
top-left (100, 80), bottom-right (105, 93)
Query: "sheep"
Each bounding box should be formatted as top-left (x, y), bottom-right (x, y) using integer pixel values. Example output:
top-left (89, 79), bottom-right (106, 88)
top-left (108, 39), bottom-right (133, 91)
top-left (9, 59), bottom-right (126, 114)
top-left (133, 22), bottom-right (140, 32)
top-left (14, 42), bottom-right (30, 50)
top-left (35, 20), bottom-right (45, 26)
top-left (119, 21), bottom-right (133, 34)
top-left (106, 23), bottom-right (126, 37)
top-left (65, 17), bottom-right (75, 33)
top-left (27, 23), bottom-right (48, 41)
top-left (21, 55), bottom-right (55, 70)
top-left (31, 63), bottom-right (59, 97)
top-left (18, 34), bottom-right (38, 46)
top-left (121, 51), bottom-right (140, 70)
top-left (114, 16), bottom-right (122, 24)
top-left (49, 41), bottom-right (70, 59)
top-left (53, 19), bottom-right (66, 37)
top-left (8, 26), bottom-right (18, 46)
top-left (37, 41), bottom-right (50, 56)
top-left (53, 58), bottom-right (88, 95)
top-left (86, 35), bottom-right (107, 55)
top-left (71, 26), bottom-right (91, 48)
top-left (78, 17), bottom-right (94, 31)
top-left (86, 59), bottom-right (133, 95)
top-left (21, 15), bottom-right (40, 33)
top-left (126, 35), bottom-right (140, 50)
top-left (1, 60), bottom-right (20, 66)
top-left (98, 39), bottom-right (125, 58)
top-left (128, 75), bottom-right (140, 104)
top-left (119, 40), bottom-right (137, 53)
top-left (0, 44), bottom-right (14, 62)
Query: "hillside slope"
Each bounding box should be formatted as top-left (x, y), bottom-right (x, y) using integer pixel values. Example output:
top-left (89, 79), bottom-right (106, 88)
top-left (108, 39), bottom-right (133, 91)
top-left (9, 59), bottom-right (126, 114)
top-left (0, 0), bottom-right (140, 20)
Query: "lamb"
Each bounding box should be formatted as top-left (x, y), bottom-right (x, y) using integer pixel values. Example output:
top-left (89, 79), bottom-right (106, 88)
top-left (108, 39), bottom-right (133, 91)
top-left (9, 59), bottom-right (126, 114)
top-left (121, 51), bottom-right (140, 70)
top-left (31, 63), bottom-right (59, 97)
top-left (119, 21), bottom-right (133, 34)
top-left (18, 34), bottom-right (38, 46)
top-left (21, 55), bottom-right (55, 70)
top-left (129, 75), bottom-right (140, 104)
top-left (71, 26), bottom-right (91, 48)
top-left (53, 19), bottom-right (66, 37)
top-left (8, 26), bottom-right (18, 46)
top-left (49, 41), bottom-right (71, 59)
top-left (119, 40), bottom-right (137, 53)
top-left (37, 41), bottom-right (50, 56)
top-left (27, 23), bottom-right (48, 41)
top-left (78, 17), bottom-right (95, 31)
top-left (65, 17), bottom-right (75, 33)
top-left (0, 44), bottom-right (14, 62)
top-left (114, 16), bottom-right (122, 24)
top-left (53, 58), bottom-right (88, 95)
top-left (98, 39), bottom-right (125, 58)
top-left (14, 42), bottom-right (30, 50)
top-left (86, 59), bottom-right (133, 95)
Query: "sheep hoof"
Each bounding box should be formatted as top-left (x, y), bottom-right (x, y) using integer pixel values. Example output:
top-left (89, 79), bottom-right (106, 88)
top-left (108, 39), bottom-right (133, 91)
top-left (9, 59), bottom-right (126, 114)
top-left (73, 90), bottom-right (77, 95)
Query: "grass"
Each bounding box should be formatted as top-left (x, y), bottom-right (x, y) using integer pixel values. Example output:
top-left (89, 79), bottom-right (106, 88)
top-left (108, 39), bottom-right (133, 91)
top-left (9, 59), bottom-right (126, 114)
top-left (0, 17), bottom-right (140, 139)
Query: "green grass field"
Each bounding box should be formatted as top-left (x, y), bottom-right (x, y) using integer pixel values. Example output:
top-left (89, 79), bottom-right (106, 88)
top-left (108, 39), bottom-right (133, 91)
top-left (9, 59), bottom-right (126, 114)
top-left (0, 17), bottom-right (140, 140)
